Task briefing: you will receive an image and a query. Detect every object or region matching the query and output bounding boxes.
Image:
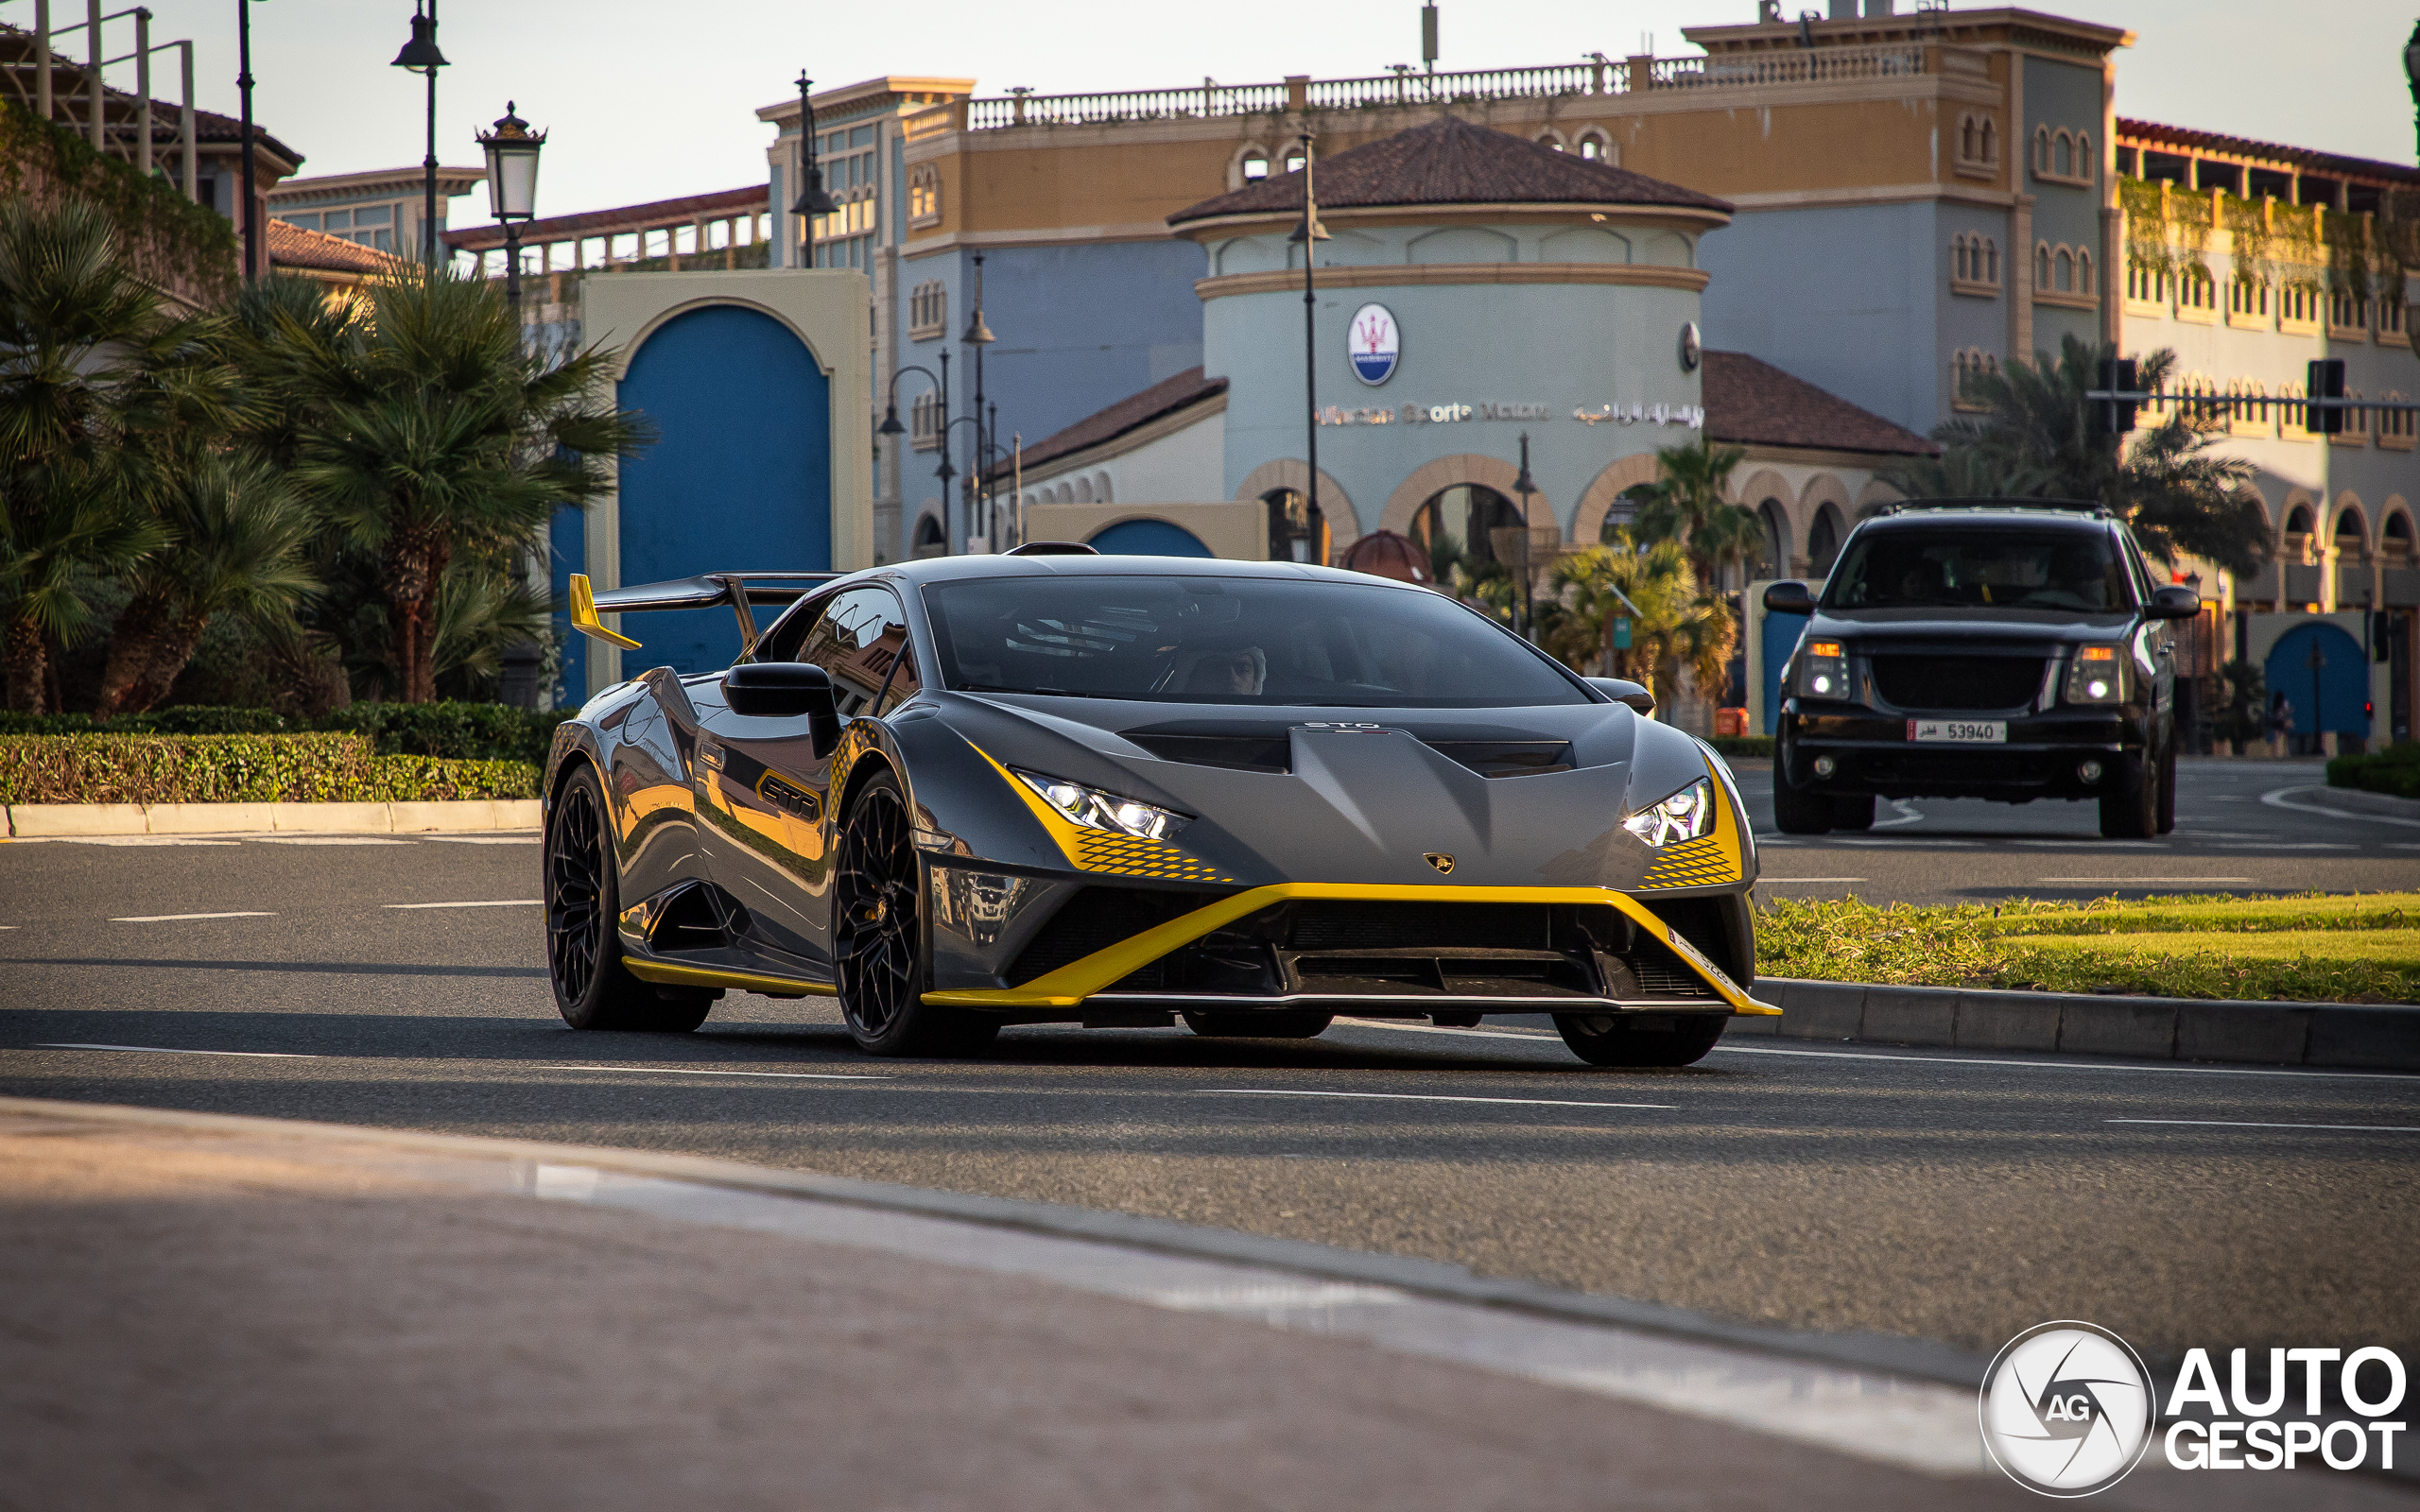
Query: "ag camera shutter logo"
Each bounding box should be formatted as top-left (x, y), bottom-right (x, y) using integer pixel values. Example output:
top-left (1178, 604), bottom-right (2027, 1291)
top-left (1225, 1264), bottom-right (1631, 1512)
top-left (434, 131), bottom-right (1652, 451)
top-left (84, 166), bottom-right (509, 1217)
top-left (1979, 1321), bottom-right (2155, 1496)
top-left (1348, 303), bottom-right (1399, 386)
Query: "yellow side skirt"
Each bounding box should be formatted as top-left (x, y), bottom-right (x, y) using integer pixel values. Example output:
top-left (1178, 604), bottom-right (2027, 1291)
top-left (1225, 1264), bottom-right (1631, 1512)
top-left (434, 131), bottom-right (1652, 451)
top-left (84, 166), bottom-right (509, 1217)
top-left (623, 956), bottom-right (836, 998)
top-left (922, 883), bottom-right (1780, 1016)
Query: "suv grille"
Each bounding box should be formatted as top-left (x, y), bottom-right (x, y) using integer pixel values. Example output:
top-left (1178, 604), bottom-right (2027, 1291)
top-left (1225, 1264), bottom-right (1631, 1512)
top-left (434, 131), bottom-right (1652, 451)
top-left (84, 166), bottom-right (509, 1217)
top-left (1870, 655), bottom-right (2042, 712)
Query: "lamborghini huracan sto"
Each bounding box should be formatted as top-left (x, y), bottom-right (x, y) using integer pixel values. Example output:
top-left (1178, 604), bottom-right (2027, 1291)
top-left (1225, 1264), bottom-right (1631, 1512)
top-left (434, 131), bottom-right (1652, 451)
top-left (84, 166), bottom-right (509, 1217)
top-left (542, 548), bottom-right (1774, 1067)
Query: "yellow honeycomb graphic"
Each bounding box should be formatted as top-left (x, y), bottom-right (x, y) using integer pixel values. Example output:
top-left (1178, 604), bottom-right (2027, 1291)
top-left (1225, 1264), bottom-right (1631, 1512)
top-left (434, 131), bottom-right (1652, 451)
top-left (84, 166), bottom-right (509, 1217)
top-left (1637, 834), bottom-right (1735, 889)
top-left (1071, 830), bottom-right (1235, 884)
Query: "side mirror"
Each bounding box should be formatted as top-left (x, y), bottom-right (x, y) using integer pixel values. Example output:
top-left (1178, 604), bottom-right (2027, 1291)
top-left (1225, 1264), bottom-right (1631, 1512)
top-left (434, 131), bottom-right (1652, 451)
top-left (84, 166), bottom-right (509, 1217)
top-left (723, 662), bottom-right (841, 754)
top-left (1762, 580), bottom-right (1816, 615)
top-left (1587, 677), bottom-right (1656, 715)
top-left (2148, 585), bottom-right (2201, 621)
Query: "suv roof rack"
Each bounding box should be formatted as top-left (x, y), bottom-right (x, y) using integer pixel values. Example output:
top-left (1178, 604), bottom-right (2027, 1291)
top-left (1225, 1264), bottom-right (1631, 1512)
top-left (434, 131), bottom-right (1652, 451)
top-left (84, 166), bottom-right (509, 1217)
top-left (1880, 497), bottom-right (2111, 518)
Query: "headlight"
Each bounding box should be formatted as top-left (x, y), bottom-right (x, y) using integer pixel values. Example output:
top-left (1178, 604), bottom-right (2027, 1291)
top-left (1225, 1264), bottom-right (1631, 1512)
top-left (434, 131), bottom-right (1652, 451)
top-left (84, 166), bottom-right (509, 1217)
top-left (1623, 778), bottom-right (1715, 848)
top-left (2064, 644), bottom-right (2125, 705)
top-left (1013, 769), bottom-right (1188, 840)
top-left (1795, 640), bottom-right (1850, 700)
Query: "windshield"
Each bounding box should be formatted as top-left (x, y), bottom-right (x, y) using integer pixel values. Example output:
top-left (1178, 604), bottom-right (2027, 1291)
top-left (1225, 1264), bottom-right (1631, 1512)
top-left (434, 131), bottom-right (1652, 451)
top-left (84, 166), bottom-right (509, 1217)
top-left (920, 575), bottom-right (1588, 707)
top-left (1824, 527), bottom-right (2132, 612)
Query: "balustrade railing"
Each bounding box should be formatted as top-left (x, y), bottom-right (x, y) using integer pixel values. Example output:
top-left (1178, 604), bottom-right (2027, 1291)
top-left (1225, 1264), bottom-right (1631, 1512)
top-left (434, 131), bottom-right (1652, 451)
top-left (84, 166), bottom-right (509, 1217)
top-left (959, 44), bottom-right (1931, 131)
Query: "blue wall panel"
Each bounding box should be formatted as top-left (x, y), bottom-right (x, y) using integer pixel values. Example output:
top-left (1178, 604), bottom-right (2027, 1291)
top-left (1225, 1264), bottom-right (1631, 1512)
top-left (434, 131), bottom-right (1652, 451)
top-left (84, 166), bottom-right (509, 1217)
top-left (615, 303), bottom-right (829, 676)
top-left (549, 503), bottom-right (587, 702)
top-left (2265, 623), bottom-right (2370, 737)
top-left (1086, 518), bottom-right (1213, 557)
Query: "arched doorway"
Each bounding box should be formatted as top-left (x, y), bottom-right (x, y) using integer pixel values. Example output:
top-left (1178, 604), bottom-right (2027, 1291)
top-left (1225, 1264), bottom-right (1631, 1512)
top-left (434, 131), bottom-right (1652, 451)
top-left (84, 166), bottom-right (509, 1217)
top-left (1807, 504), bottom-right (1844, 577)
top-left (1264, 489), bottom-right (1330, 564)
top-left (613, 303), bottom-right (828, 675)
top-left (1755, 498), bottom-right (1789, 578)
top-left (2264, 621), bottom-right (2369, 753)
top-left (912, 513), bottom-right (947, 558)
top-left (1087, 517), bottom-right (1214, 557)
top-left (1599, 484), bottom-right (1659, 543)
top-left (1410, 485), bottom-right (1522, 577)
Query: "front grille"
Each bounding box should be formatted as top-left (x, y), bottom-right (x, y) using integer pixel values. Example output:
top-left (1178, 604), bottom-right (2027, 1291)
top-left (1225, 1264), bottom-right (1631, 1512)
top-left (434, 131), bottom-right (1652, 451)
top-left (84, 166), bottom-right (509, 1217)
top-left (1424, 740), bottom-right (1573, 778)
top-left (1123, 732), bottom-right (1291, 773)
top-left (1289, 901), bottom-right (1547, 952)
top-left (1870, 655), bottom-right (2043, 712)
top-left (1855, 750), bottom-right (2043, 786)
top-left (1007, 886), bottom-right (1229, 986)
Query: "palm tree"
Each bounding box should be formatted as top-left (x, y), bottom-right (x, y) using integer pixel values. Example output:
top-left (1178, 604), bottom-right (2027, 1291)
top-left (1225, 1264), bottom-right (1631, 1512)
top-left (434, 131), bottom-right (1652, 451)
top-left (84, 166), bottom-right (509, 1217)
top-left (1896, 334), bottom-right (2263, 572)
top-left (277, 269), bottom-right (647, 702)
top-left (0, 200), bottom-right (199, 711)
top-left (92, 450), bottom-right (319, 714)
top-left (1629, 437), bottom-right (1760, 587)
top-left (1547, 531), bottom-right (1735, 703)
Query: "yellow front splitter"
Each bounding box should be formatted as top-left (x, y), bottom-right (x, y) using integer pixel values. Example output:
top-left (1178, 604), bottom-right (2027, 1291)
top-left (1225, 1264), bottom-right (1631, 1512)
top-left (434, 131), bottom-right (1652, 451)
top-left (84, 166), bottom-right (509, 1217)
top-left (623, 957), bottom-right (836, 999)
top-left (923, 883), bottom-right (1780, 1016)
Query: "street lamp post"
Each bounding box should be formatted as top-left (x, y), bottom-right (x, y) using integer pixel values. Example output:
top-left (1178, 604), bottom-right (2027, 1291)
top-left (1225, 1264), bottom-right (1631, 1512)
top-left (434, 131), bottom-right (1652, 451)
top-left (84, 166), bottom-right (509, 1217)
top-left (2406, 22), bottom-right (2420, 160)
top-left (1512, 431), bottom-right (1539, 638)
top-left (237, 0), bottom-right (258, 279)
top-left (789, 71), bottom-right (838, 266)
top-left (879, 356), bottom-right (955, 548)
top-left (476, 102), bottom-right (545, 312)
top-left (1288, 133), bottom-right (1330, 529)
top-left (962, 252), bottom-right (996, 550)
top-left (390, 2), bottom-right (448, 264)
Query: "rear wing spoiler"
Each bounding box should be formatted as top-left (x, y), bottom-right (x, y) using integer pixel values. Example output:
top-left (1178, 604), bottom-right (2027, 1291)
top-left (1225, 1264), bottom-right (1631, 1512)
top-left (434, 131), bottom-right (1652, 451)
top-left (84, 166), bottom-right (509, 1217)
top-left (567, 571), bottom-right (842, 657)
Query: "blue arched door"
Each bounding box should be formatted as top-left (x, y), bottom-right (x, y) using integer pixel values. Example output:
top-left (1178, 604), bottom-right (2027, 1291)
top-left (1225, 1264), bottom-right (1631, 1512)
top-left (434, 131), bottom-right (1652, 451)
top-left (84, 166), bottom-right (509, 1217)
top-left (2265, 622), bottom-right (2369, 744)
top-left (1086, 518), bottom-right (1213, 558)
top-left (564, 304), bottom-right (829, 681)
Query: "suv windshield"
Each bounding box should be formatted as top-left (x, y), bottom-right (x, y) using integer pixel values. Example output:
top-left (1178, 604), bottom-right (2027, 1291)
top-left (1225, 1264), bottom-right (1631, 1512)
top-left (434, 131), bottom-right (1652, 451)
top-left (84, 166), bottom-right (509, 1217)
top-left (921, 574), bottom-right (1587, 707)
top-left (1824, 526), bottom-right (2132, 612)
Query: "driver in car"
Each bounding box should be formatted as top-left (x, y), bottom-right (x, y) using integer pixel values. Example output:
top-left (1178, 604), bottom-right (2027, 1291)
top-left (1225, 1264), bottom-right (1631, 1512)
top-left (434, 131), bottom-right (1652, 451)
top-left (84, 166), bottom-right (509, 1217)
top-left (1185, 645), bottom-right (1268, 696)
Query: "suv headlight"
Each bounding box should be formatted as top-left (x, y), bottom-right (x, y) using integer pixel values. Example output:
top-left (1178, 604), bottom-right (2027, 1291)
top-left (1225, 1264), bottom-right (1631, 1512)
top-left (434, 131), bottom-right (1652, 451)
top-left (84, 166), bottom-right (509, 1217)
top-left (1795, 640), bottom-right (1850, 700)
top-left (1623, 778), bottom-right (1715, 848)
top-left (1013, 769), bottom-right (1188, 840)
top-left (2064, 645), bottom-right (2126, 705)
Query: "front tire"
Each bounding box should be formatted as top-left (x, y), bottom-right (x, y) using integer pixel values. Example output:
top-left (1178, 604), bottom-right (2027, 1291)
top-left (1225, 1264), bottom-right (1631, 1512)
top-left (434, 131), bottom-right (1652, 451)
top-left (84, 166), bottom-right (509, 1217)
top-left (1772, 765), bottom-right (1835, 835)
top-left (545, 764), bottom-right (712, 1032)
top-left (1555, 1013), bottom-right (1726, 1067)
top-left (2100, 751), bottom-right (2159, 840)
top-left (1182, 1010), bottom-right (1334, 1040)
top-left (1829, 793), bottom-right (1877, 832)
top-left (835, 770), bottom-right (998, 1057)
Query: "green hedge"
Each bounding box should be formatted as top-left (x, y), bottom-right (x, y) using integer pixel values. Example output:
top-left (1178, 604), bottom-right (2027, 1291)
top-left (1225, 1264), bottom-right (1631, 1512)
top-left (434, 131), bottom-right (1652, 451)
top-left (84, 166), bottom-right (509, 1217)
top-left (0, 702), bottom-right (575, 765)
top-left (0, 733), bottom-right (539, 805)
top-left (2329, 742), bottom-right (2420, 801)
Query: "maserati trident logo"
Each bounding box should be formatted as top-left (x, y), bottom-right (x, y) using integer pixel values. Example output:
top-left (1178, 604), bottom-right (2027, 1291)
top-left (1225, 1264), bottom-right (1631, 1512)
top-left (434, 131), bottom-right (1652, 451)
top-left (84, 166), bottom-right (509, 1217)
top-left (1349, 302), bottom-right (1400, 386)
top-left (1980, 1321), bottom-right (2155, 1496)
top-left (1424, 852), bottom-right (1455, 874)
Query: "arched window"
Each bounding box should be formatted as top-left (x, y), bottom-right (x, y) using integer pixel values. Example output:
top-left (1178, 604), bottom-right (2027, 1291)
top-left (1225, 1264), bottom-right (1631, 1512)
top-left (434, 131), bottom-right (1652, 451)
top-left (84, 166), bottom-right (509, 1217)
top-left (908, 164), bottom-right (942, 226)
top-left (1983, 237), bottom-right (1998, 284)
top-left (1979, 117), bottom-right (1997, 165)
top-left (908, 280), bottom-right (947, 340)
top-left (2076, 249), bottom-right (2093, 294)
top-left (1283, 145), bottom-right (1306, 173)
top-left (1092, 472), bottom-right (1113, 504)
top-left (2335, 508), bottom-right (2369, 562)
top-left (1952, 233), bottom-right (1970, 283)
top-left (1756, 499), bottom-right (1789, 578)
top-left (1536, 129), bottom-right (1566, 152)
top-left (2384, 512), bottom-right (2413, 560)
top-left (1578, 130), bottom-right (1612, 163)
top-left (2055, 248), bottom-right (2074, 292)
top-left (2055, 130), bottom-right (2074, 178)
top-left (2036, 242), bottom-right (2052, 290)
top-left (1240, 148), bottom-right (1270, 182)
top-left (1072, 475), bottom-right (1093, 505)
top-left (912, 513), bottom-right (947, 558)
top-left (1264, 488), bottom-right (1330, 564)
top-left (2076, 131), bottom-right (2093, 178)
top-left (1808, 504), bottom-right (1844, 576)
top-left (1412, 485), bottom-right (1522, 574)
top-left (2033, 126), bottom-right (2052, 176)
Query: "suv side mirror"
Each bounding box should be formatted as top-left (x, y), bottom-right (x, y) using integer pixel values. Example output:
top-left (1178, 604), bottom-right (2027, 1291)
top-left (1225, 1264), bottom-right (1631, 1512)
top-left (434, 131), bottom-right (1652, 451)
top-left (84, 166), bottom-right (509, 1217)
top-left (724, 662), bottom-right (841, 754)
top-left (1762, 580), bottom-right (1816, 615)
top-left (2148, 585), bottom-right (2201, 620)
top-left (1587, 677), bottom-right (1656, 715)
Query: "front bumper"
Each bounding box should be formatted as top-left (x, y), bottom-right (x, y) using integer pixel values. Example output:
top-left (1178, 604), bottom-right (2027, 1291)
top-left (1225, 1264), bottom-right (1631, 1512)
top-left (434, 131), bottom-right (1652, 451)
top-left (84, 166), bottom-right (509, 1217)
top-left (1783, 705), bottom-right (2147, 801)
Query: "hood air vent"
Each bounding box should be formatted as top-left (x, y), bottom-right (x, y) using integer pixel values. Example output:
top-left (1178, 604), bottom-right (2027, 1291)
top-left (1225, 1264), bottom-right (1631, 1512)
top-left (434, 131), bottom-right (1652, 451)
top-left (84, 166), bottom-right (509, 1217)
top-left (1123, 728), bottom-right (1572, 779)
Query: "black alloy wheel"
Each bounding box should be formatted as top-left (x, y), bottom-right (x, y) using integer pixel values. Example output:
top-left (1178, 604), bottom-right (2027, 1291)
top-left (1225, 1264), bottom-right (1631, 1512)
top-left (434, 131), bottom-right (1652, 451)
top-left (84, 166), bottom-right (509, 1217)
top-left (1554, 1012), bottom-right (1725, 1068)
top-left (835, 770), bottom-right (997, 1057)
top-left (1182, 1010), bottom-right (1334, 1040)
top-left (545, 764), bottom-right (711, 1032)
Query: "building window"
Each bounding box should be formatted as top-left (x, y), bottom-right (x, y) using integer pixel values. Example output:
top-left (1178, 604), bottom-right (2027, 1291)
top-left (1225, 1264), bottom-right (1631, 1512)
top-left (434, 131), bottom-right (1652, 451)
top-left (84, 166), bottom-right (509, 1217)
top-left (2280, 284), bottom-right (2319, 328)
top-left (1951, 348), bottom-right (1999, 412)
top-left (2077, 249), bottom-right (2094, 295)
top-left (2178, 266), bottom-right (2217, 313)
top-left (2380, 391), bottom-right (2416, 448)
top-left (908, 164), bottom-right (941, 227)
top-left (1956, 112), bottom-right (1998, 175)
top-left (1284, 145), bottom-right (1306, 173)
top-left (910, 390), bottom-right (941, 452)
top-left (2384, 301), bottom-right (2409, 339)
top-left (1950, 232), bottom-right (1999, 295)
top-left (908, 280), bottom-right (947, 341)
top-left (1577, 130), bottom-right (1614, 163)
top-left (2055, 247), bottom-right (2074, 292)
top-left (1536, 129), bottom-right (1566, 152)
top-left (2328, 290), bottom-right (2370, 334)
top-left (2344, 388), bottom-right (2371, 443)
top-left (1240, 149), bottom-right (1270, 181)
top-left (2035, 242), bottom-right (2051, 291)
top-left (2228, 278), bottom-right (2270, 321)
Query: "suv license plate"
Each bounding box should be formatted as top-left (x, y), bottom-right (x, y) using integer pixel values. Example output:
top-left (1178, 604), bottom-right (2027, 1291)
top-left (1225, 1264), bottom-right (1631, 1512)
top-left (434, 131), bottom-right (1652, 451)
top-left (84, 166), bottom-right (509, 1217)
top-left (1909, 719), bottom-right (2006, 744)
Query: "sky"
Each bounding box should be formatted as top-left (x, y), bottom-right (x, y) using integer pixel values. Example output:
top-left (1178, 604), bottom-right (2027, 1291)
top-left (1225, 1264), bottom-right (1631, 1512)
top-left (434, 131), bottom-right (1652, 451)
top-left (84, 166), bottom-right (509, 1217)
top-left (32, 0), bottom-right (2420, 231)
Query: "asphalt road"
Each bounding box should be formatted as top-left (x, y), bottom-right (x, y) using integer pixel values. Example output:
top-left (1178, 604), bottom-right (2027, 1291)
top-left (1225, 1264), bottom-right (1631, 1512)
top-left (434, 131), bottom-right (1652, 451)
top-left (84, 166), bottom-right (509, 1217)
top-left (4, 790), bottom-right (2417, 1371)
top-left (1733, 756), bottom-right (2420, 905)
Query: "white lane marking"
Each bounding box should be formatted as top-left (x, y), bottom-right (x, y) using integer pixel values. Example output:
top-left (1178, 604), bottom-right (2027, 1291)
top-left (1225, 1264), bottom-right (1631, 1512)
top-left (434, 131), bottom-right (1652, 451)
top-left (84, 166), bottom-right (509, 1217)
top-left (2033, 876), bottom-right (2253, 885)
top-left (1756, 877), bottom-right (1866, 884)
top-left (109, 910), bottom-right (273, 922)
top-left (1209, 1089), bottom-right (1671, 1111)
top-left (1334, 1019), bottom-right (2420, 1081)
top-left (382, 899), bottom-right (543, 909)
top-left (2210, 843), bottom-right (2358, 850)
top-left (2109, 1119), bottom-right (2420, 1134)
top-left (1872, 799), bottom-right (1926, 829)
top-left (2260, 785), bottom-right (2420, 830)
top-left (532, 1063), bottom-right (892, 1081)
top-left (1826, 838), bottom-right (1981, 848)
top-left (419, 834), bottom-right (542, 845)
top-left (36, 1042), bottom-right (316, 1058)
top-left (254, 836), bottom-right (416, 846)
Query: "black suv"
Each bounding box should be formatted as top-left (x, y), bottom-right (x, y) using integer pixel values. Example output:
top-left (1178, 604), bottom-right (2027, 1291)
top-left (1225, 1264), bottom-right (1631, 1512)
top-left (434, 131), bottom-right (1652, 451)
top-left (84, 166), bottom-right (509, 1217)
top-left (1763, 501), bottom-right (2200, 839)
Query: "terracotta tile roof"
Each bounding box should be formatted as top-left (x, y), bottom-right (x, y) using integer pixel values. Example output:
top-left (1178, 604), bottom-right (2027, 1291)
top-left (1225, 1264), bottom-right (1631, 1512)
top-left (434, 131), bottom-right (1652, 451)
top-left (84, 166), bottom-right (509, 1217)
top-left (268, 219), bottom-right (405, 276)
top-left (986, 368), bottom-right (1227, 476)
top-left (1702, 351), bottom-right (1937, 457)
top-left (1169, 115), bottom-right (1731, 227)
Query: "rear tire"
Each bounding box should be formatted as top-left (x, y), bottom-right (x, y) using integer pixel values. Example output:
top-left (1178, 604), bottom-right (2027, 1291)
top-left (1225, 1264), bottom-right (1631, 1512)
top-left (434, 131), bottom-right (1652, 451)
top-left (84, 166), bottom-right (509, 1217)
top-left (545, 764), bottom-right (713, 1033)
top-left (1182, 1010), bottom-right (1334, 1040)
top-left (1555, 1013), bottom-right (1726, 1068)
top-left (1772, 766), bottom-right (1835, 835)
top-left (835, 770), bottom-right (999, 1057)
top-left (2099, 753), bottom-right (2159, 840)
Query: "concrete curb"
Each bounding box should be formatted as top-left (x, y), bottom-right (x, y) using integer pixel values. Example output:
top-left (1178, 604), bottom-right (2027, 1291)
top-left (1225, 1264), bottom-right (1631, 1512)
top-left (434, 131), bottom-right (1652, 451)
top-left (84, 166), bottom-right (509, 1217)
top-left (1724, 977), bottom-right (2419, 1071)
top-left (2302, 784), bottom-right (2420, 822)
top-left (0, 1093), bottom-right (1993, 1391)
top-left (4, 799), bottom-right (543, 837)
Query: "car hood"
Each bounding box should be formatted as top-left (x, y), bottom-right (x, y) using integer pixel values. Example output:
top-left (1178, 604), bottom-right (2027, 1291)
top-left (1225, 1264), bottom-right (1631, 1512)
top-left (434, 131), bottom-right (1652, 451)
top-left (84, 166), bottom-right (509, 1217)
top-left (900, 690), bottom-right (1740, 894)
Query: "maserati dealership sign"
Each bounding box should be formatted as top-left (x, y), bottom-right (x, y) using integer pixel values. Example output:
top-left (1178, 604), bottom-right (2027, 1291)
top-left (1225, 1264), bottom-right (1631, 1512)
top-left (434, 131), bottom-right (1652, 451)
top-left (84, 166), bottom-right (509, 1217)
top-left (1348, 303), bottom-right (1400, 386)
